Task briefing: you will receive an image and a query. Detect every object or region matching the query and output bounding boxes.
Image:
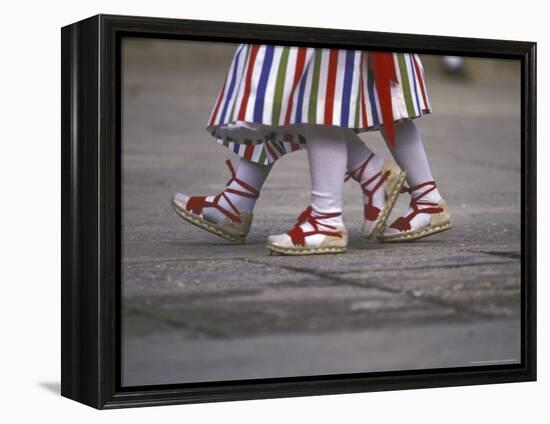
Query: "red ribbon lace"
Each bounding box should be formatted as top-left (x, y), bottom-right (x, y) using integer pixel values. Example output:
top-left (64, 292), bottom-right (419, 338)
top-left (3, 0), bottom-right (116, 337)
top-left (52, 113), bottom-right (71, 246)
top-left (287, 207), bottom-right (343, 246)
top-left (345, 153), bottom-right (390, 221)
top-left (186, 160), bottom-right (259, 224)
top-left (371, 52), bottom-right (399, 146)
top-left (390, 181), bottom-right (443, 232)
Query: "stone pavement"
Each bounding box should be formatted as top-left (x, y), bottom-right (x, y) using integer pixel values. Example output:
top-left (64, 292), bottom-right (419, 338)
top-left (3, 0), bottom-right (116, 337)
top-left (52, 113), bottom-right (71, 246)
top-left (121, 39), bottom-right (522, 386)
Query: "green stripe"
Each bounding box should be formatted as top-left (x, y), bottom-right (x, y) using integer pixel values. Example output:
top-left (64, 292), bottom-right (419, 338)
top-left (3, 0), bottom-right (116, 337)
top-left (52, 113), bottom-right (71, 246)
top-left (271, 47), bottom-right (290, 124)
top-left (229, 45), bottom-right (250, 121)
top-left (307, 49), bottom-right (323, 123)
top-left (258, 147), bottom-right (268, 165)
top-left (354, 87), bottom-right (361, 128)
top-left (397, 53), bottom-right (415, 117)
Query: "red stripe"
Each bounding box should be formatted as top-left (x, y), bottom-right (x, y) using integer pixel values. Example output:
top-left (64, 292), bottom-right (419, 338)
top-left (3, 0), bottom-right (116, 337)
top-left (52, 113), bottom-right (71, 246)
top-left (209, 76), bottom-right (228, 126)
top-left (237, 45), bottom-right (260, 121)
top-left (284, 47), bottom-right (307, 125)
top-left (244, 145), bottom-right (254, 160)
top-left (323, 49), bottom-right (339, 124)
top-left (360, 52), bottom-right (368, 127)
top-left (290, 142), bottom-right (300, 151)
top-left (412, 55), bottom-right (429, 110)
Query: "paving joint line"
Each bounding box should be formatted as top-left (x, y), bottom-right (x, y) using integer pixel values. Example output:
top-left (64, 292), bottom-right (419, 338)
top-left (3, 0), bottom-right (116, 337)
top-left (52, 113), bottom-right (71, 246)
top-left (123, 306), bottom-right (226, 338)
top-left (469, 250), bottom-right (521, 260)
top-left (319, 260), bottom-right (516, 275)
top-left (243, 259), bottom-right (506, 320)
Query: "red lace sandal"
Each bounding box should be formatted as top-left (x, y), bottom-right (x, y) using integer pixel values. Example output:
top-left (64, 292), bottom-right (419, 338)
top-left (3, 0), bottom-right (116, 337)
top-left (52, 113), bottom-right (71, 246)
top-left (171, 160), bottom-right (258, 243)
top-left (378, 181), bottom-right (452, 242)
top-left (266, 207), bottom-right (348, 255)
top-left (346, 154), bottom-right (406, 239)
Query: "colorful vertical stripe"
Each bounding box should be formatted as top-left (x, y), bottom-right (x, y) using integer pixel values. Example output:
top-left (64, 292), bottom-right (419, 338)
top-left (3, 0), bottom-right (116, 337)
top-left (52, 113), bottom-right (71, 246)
top-left (208, 44), bottom-right (431, 165)
top-left (340, 50), bottom-right (355, 126)
top-left (253, 45), bottom-right (275, 123)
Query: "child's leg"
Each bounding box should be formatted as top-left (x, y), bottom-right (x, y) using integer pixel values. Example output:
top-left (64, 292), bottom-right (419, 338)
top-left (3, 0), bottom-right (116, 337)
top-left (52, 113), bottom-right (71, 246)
top-left (306, 125), bottom-right (347, 226)
top-left (267, 125), bottom-right (348, 254)
top-left (379, 120), bottom-right (451, 241)
top-left (384, 120), bottom-right (441, 202)
top-left (344, 130), bottom-right (386, 210)
top-left (343, 129), bottom-right (407, 239)
top-left (202, 159), bottom-right (271, 223)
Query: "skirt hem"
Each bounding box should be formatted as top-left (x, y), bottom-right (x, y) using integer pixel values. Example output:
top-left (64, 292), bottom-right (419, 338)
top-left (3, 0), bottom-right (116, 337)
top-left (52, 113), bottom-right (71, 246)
top-left (210, 110), bottom-right (431, 166)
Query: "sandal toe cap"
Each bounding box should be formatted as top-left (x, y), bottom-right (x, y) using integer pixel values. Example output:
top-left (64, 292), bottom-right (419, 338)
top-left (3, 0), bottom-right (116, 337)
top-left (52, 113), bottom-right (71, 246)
top-left (267, 233), bottom-right (293, 248)
top-left (171, 192), bottom-right (191, 208)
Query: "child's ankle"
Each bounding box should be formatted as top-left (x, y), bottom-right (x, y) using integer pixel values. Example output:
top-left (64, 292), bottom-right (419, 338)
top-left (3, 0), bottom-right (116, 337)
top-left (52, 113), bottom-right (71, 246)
top-left (348, 153), bottom-right (384, 182)
top-left (202, 192), bottom-right (256, 224)
top-left (310, 205), bottom-right (344, 227)
top-left (410, 184), bottom-right (442, 204)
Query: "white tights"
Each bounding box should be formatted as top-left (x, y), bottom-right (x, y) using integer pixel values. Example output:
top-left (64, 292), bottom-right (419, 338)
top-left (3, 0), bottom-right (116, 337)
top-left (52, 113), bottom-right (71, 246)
top-left (203, 160), bottom-right (271, 224)
top-left (382, 120), bottom-right (441, 202)
top-left (204, 120), bottom-right (440, 225)
top-left (304, 125), bottom-right (347, 227)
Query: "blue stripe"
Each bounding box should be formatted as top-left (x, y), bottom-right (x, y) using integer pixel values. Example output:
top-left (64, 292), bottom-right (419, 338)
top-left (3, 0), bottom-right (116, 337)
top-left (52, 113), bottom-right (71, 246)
top-left (295, 60), bottom-right (311, 123)
top-left (367, 68), bottom-right (380, 126)
top-left (253, 46), bottom-right (275, 123)
top-left (219, 46), bottom-right (244, 124)
top-left (340, 50), bottom-right (355, 126)
top-left (232, 143), bottom-right (240, 155)
top-left (408, 54), bottom-right (421, 113)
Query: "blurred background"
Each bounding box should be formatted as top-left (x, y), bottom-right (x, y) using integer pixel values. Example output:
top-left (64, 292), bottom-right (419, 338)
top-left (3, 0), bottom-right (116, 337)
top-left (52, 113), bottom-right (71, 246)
top-left (121, 39), bottom-right (521, 386)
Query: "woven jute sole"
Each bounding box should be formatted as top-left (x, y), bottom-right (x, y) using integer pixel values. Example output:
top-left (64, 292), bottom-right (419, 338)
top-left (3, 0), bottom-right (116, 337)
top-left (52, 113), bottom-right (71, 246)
top-left (378, 221), bottom-right (452, 243)
top-left (171, 199), bottom-right (246, 244)
top-left (267, 244), bottom-right (347, 256)
top-left (363, 170), bottom-right (407, 240)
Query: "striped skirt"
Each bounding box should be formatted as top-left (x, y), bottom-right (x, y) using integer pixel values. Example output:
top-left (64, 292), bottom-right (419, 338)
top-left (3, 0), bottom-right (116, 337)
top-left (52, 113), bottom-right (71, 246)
top-left (206, 44), bottom-right (431, 165)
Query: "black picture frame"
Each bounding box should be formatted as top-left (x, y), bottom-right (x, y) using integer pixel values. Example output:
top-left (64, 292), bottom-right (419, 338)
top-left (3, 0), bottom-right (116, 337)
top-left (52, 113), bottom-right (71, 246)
top-left (61, 14), bottom-right (537, 409)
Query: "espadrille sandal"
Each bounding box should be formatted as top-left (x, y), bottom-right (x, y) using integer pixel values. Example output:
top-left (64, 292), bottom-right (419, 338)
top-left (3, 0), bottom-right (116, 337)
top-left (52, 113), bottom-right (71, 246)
top-left (266, 207), bottom-right (348, 255)
top-left (346, 154), bottom-right (407, 239)
top-left (378, 181), bottom-right (452, 242)
top-left (171, 160), bottom-right (258, 243)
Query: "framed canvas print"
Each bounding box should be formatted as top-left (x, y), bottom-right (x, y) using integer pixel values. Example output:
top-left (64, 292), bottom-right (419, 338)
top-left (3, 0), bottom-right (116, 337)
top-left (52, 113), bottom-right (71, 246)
top-left (61, 14), bottom-right (536, 409)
